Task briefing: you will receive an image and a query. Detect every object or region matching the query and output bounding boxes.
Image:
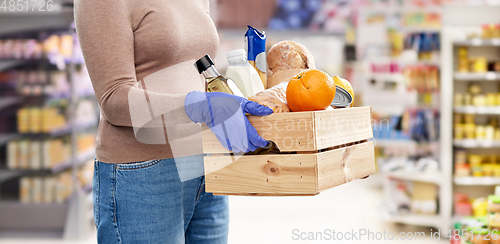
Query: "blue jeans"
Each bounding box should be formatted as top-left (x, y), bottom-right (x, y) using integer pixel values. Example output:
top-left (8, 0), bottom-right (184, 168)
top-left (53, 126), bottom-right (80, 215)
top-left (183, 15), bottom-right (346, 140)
top-left (93, 155), bottom-right (229, 244)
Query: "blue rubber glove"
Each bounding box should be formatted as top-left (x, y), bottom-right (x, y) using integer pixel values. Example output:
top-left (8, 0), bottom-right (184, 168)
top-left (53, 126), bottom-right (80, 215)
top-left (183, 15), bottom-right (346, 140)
top-left (185, 91), bottom-right (273, 153)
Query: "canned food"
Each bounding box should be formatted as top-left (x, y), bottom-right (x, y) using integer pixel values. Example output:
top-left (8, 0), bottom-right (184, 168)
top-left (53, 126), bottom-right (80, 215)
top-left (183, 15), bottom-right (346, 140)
top-left (465, 114), bottom-right (475, 124)
top-left (455, 124), bottom-right (465, 140)
top-left (469, 155), bottom-right (483, 167)
top-left (465, 124), bottom-right (476, 139)
top-left (330, 86), bottom-right (353, 108)
top-left (455, 93), bottom-right (464, 106)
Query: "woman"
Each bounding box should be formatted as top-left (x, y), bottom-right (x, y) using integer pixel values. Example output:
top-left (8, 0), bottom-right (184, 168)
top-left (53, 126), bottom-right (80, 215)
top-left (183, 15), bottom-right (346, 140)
top-left (74, 0), bottom-right (272, 243)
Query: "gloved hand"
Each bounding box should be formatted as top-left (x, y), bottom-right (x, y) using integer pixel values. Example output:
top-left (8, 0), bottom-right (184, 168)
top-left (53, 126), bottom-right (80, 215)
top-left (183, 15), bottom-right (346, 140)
top-left (185, 91), bottom-right (273, 153)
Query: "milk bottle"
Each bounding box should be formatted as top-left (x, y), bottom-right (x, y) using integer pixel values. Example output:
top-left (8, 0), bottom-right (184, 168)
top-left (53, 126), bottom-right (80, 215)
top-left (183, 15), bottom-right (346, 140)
top-left (225, 49), bottom-right (265, 98)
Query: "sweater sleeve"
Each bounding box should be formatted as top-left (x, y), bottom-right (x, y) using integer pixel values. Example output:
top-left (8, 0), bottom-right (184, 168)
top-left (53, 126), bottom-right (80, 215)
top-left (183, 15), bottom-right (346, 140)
top-left (74, 0), bottom-right (193, 128)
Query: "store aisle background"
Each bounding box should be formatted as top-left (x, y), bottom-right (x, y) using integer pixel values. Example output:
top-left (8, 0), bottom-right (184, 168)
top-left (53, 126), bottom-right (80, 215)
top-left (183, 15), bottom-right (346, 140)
top-left (0, 178), bottom-right (447, 244)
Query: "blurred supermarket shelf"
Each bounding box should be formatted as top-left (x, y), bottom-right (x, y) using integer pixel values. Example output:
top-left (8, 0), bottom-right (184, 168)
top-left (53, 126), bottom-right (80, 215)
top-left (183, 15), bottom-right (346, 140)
top-left (0, 133), bottom-right (21, 146)
top-left (454, 176), bottom-right (500, 186)
top-left (454, 106), bottom-right (500, 114)
top-left (20, 120), bottom-right (97, 137)
top-left (453, 38), bottom-right (500, 47)
top-left (0, 148), bottom-right (95, 183)
top-left (0, 97), bottom-right (22, 110)
top-left (454, 72), bottom-right (500, 81)
top-left (374, 139), bottom-right (416, 147)
top-left (51, 148), bottom-right (95, 174)
top-left (73, 120), bottom-right (98, 132)
top-left (453, 139), bottom-right (500, 148)
top-left (374, 139), bottom-right (439, 148)
top-left (0, 169), bottom-right (51, 183)
top-left (381, 208), bottom-right (442, 229)
top-left (386, 171), bottom-right (442, 185)
top-left (21, 126), bottom-right (72, 138)
top-left (401, 26), bottom-right (441, 32)
top-left (0, 60), bottom-right (24, 72)
top-left (370, 73), bottom-right (405, 82)
top-left (12, 120), bottom-right (98, 138)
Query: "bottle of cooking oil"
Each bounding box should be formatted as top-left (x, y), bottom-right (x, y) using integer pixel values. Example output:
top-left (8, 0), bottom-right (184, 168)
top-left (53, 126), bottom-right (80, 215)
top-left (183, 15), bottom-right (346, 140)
top-left (194, 55), bottom-right (244, 97)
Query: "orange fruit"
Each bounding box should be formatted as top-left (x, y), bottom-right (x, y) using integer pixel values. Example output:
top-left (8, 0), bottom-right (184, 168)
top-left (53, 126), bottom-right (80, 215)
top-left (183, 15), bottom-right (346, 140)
top-left (286, 69), bottom-right (336, 112)
top-left (332, 76), bottom-right (355, 107)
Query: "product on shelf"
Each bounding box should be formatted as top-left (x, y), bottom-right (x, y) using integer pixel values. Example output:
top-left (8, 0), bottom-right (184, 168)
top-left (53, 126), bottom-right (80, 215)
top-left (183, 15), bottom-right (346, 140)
top-left (456, 46), bottom-right (500, 73)
top-left (403, 32), bottom-right (440, 62)
top-left (474, 198), bottom-right (489, 218)
top-left (19, 172), bottom-right (76, 204)
top-left (481, 24), bottom-right (500, 39)
top-left (402, 64), bottom-right (440, 92)
top-left (454, 151), bottom-right (500, 178)
top-left (77, 160), bottom-right (94, 189)
top-left (0, 34), bottom-right (74, 63)
top-left (454, 84), bottom-right (500, 107)
top-left (488, 195), bottom-right (500, 230)
top-left (455, 193), bottom-right (473, 216)
top-left (77, 133), bottom-right (96, 153)
top-left (384, 179), bottom-right (438, 216)
top-left (7, 138), bottom-right (73, 170)
top-left (454, 113), bottom-right (500, 141)
top-left (17, 106), bottom-right (67, 134)
top-left (75, 100), bottom-right (98, 126)
top-left (467, 228), bottom-right (490, 244)
top-left (411, 182), bottom-right (438, 215)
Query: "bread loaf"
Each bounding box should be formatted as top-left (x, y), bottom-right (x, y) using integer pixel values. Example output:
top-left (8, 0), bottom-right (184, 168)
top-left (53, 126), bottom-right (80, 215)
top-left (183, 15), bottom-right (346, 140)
top-left (267, 41), bottom-right (316, 78)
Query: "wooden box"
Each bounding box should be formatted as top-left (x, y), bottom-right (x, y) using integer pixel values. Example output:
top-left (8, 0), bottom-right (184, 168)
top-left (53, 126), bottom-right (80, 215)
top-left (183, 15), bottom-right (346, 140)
top-left (202, 106), bottom-right (375, 196)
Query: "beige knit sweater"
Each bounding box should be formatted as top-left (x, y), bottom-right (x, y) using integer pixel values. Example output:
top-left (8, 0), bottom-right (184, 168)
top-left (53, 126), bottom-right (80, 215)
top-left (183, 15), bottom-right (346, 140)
top-left (74, 0), bottom-right (218, 163)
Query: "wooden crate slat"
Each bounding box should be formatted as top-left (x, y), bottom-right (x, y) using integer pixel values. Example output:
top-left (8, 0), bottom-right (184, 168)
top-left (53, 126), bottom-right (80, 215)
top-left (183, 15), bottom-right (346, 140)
top-left (202, 107), bottom-right (372, 153)
top-left (202, 112), bottom-right (315, 153)
top-left (204, 154), bottom-right (318, 195)
top-left (314, 107), bottom-right (373, 149)
top-left (248, 111), bottom-right (316, 152)
top-left (317, 141), bottom-right (375, 191)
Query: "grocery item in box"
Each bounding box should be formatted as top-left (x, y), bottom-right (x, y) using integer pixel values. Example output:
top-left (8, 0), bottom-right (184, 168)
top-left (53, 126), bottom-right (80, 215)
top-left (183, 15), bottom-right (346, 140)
top-left (225, 49), bottom-right (265, 97)
top-left (248, 81), bottom-right (289, 113)
top-left (245, 26), bottom-right (267, 88)
top-left (286, 69), bottom-right (336, 112)
top-left (267, 40), bottom-right (315, 79)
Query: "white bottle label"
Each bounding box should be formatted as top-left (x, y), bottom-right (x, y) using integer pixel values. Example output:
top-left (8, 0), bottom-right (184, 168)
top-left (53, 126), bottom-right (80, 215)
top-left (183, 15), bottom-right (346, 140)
top-left (255, 52), bottom-right (267, 73)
